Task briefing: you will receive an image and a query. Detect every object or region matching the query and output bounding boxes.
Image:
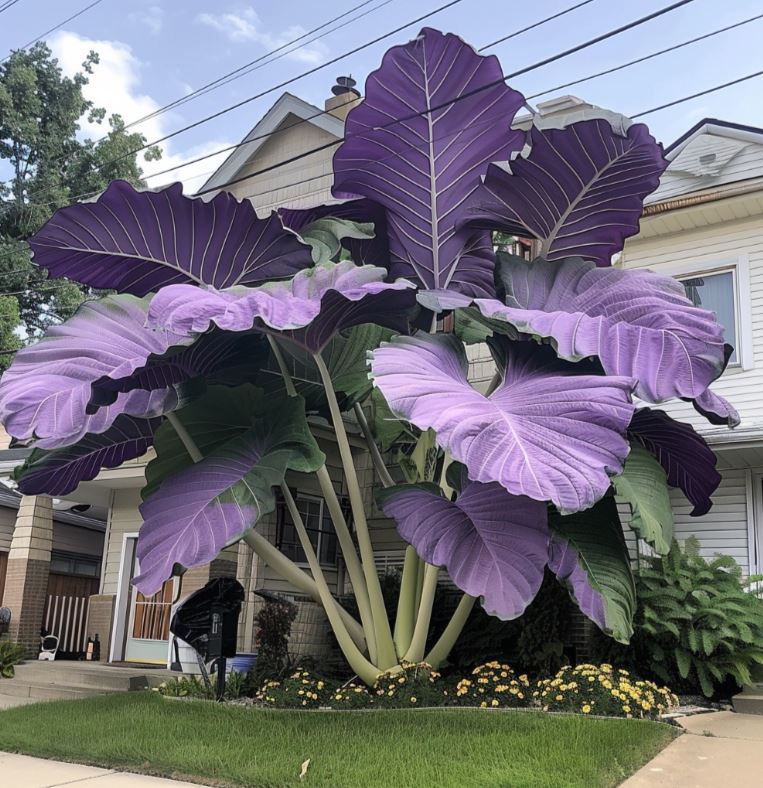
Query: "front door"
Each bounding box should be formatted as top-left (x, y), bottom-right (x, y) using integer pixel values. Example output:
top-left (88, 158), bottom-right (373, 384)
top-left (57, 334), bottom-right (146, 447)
top-left (124, 556), bottom-right (174, 664)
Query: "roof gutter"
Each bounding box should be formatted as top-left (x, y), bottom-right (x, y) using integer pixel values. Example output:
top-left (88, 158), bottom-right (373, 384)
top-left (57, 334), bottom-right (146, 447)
top-left (643, 178), bottom-right (763, 216)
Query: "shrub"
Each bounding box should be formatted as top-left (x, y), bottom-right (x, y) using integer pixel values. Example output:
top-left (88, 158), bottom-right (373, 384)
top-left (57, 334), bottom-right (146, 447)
top-left (250, 596), bottom-right (298, 685)
top-left (255, 669), bottom-right (332, 709)
top-left (534, 664), bottom-right (678, 719)
top-left (453, 662), bottom-right (530, 708)
top-left (370, 661), bottom-right (450, 708)
top-left (591, 539), bottom-right (763, 697)
top-left (0, 640), bottom-right (25, 678)
top-left (155, 671), bottom-right (250, 700)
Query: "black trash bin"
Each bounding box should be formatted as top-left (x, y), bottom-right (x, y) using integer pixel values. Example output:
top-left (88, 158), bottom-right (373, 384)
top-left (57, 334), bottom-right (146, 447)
top-left (170, 578), bottom-right (245, 699)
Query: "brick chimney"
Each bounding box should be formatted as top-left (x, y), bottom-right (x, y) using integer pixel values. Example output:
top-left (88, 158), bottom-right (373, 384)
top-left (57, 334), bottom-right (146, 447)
top-left (325, 76), bottom-right (361, 121)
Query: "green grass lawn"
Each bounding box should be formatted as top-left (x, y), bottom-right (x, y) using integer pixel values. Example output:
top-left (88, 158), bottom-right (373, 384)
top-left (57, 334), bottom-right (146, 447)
top-left (0, 693), bottom-right (676, 787)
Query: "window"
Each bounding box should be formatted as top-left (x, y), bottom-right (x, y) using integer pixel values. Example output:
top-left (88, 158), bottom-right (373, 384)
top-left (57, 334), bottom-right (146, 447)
top-left (49, 551), bottom-right (100, 577)
top-left (277, 492), bottom-right (341, 566)
top-left (679, 270), bottom-right (738, 364)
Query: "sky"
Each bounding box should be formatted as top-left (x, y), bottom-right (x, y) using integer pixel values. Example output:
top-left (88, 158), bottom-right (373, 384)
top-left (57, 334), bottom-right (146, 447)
top-left (2, 0), bottom-right (763, 194)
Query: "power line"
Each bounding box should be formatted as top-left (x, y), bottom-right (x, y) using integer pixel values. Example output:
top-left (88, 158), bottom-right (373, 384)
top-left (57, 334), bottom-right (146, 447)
top-left (0, 0), bottom-right (23, 15)
top-left (478, 0), bottom-right (596, 51)
top-left (1, 0), bottom-right (106, 63)
top-left (193, 0), bottom-right (696, 197)
top-left (632, 68), bottom-right (763, 118)
top-left (527, 10), bottom-right (763, 100)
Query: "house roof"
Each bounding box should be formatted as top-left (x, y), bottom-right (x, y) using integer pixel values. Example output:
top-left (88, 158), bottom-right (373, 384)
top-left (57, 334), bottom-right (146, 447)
top-left (665, 118), bottom-right (763, 158)
top-left (198, 92), bottom-right (345, 195)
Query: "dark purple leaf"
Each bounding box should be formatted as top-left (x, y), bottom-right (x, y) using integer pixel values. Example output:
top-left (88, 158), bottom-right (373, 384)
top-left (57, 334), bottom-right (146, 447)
top-left (629, 408), bottom-right (721, 516)
top-left (0, 295), bottom-right (189, 448)
top-left (147, 261), bottom-right (417, 352)
top-left (332, 27), bottom-right (525, 297)
top-left (378, 480), bottom-right (549, 619)
top-left (13, 415), bottom-right (160, 496)
top-left (548, 497), bottom-right (635, 642)
top-left (475, 255), bottom-right (727, 402)
top-left (29, 180), bottom-right (314, 295)
top-left (465, 119), bottom-right (667, 266)
top-left (135, 392), bottom-right (324, 595)
top-left (370, 333), bottom-right (634, 512)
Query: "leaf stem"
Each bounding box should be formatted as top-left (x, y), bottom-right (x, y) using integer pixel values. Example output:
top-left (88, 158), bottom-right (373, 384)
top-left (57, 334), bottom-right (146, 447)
top-left (279, 484), bottom-right (380, 685)
top-left (424, 593), bottom-right (476, 668)
top-left (393, 545), bottom-right (419, 658)
top-left (166, 412), bottom-right (202, 462)
top-left (353, 402), bottom-right (395, 489)
top-left (314, 350), bottom-right (398, 670)
top-left (404, 562), bottom-right (438, 663)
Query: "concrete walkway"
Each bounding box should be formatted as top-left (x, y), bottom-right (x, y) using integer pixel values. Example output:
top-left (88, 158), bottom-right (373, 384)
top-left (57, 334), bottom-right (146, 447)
top-left (623, 711), bottom-right (763, 787)
top-left (0, 753), bottom-right (202, 787)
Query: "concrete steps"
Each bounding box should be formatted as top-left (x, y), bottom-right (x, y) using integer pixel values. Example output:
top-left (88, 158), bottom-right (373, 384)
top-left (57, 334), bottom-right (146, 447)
top-left (732, 684), bottom-right (763, 715)
top-left (0, 662), bottom-right (175, 702)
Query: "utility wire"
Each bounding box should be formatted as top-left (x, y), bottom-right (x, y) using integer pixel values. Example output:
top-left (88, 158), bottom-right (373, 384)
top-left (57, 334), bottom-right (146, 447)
top-left (194, 0), bottom-right (696, 197)
top-left (527, 10), bottom-right (763, 100)
top-left (0, 0), bottom-right (23, 15)
top-left (1, 0), bottom-right (106, 63)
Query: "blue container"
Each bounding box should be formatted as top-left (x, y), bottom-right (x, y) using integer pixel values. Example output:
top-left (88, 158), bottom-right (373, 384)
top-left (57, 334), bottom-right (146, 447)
top-left (228, 652), bottom-right (257, 675)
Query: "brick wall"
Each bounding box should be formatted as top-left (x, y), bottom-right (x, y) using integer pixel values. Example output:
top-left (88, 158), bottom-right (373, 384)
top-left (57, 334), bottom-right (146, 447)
top-left (4, 557), bottom-right (50, 654)
top-left (86, 594), bottom-right (115, 661)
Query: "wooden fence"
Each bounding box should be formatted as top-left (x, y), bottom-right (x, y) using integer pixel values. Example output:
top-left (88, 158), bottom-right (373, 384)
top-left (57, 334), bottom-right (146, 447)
top-left (42, 594), bottom-right (90, 655)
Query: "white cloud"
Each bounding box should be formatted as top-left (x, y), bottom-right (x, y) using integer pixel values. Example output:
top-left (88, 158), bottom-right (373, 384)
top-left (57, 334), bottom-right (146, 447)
top-left (48, 30), bottom-right (233, 193)
top-left (196, 6), bottom-right (327, 64)
top-left (128, 5), bottom-right (164, 36)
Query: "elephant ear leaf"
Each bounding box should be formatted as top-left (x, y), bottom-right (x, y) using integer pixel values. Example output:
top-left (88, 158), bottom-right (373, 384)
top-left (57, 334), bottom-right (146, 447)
top-left (378, 480), bottom-right (549, 619)
top-left (135, 386), bottom-right (324, 595)
top-left (296, 217), bottom-right (376, 265)
top-left (613, 444), bottom-right (673, 555)
top-left (548, 497), bottom-right (636, 643)
top-left (28, 180), bottom-right (314, 294)
top-left (466, 119), bottom-right (667, 266)
top-left (332, 27), bottom-right (526, 297)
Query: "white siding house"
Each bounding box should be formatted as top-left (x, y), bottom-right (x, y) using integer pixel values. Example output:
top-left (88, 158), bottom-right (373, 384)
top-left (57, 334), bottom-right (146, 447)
top-left (621, 118), bottom-right (763, 576)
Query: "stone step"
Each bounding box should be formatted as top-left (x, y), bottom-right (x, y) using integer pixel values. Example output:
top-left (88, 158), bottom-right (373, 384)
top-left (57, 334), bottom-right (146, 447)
top-left (0, 680), bottom-right (111, 701)
top-left (11, 662), bottom-right (154, 692)
top-left (732, 686), bottom-right (763, 715)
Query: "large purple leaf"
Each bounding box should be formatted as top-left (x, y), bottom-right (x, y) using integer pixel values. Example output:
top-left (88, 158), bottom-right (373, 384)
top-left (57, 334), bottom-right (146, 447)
top-left (465, 120), bottom-right (667, 266)
top-left (691, 388), bottom-right (740, 428)
top-left (378, 480), bottom-right (549, 619)
top-left (370, 333), bottom-right (634, 512)
top-left (629, 408), bottom-right (721, 517)
top-left (134, 392), bottom-right (324, 595)
top-left (88, 332), bottom-right (267, 410)
top-left (147, 261), bottom-right (417, 352)
top-left (474, 255), bottom-right (727, 402)
top-left (332, 27), bottom-right (525, 297)
top-left (29, 180), bottom-right (314, 295)
top-left (0, 295), bottom-right (189, 448)
top-left (548, 497), bottom-right (635, 643)
top-left (13, 415), bottom-right (160, 496)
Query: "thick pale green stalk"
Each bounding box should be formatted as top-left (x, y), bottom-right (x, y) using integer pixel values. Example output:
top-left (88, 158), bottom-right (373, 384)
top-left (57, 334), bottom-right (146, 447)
top-left (241, 530), bottom-right (365, 650)
top-left (280, 484), bottom-right (380, 685)
top-left (404, 563), bottom-right (439, 662)
top-left (267, 335), bottom-right (376, 661)
top-left (352, 402), bottom-right (395, 489)
top-left (424, 593), bottom-right (476, 668)
top-left (393, 545), bottom-right (419, 658)
top-left (315, 465), bottom-right (377, 664)
top-left (314, 351), bottom-right (397, 670)
top-left (166, 412), bottom-right (203, 462)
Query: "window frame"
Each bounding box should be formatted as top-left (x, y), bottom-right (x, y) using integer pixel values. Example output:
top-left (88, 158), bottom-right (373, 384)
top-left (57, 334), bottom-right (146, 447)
top-left (276, 490), bottom-right (340, 569)
top-left (663, 254), bottom-right (752, 372)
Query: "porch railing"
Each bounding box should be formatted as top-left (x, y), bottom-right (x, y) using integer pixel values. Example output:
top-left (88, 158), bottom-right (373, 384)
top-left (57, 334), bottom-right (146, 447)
top-left (42, 594), bottom-right (90, 655)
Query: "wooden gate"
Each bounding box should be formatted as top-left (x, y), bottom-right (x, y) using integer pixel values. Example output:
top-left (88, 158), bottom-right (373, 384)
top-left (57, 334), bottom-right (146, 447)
top-left (42, 594), bottom-right (91, 656)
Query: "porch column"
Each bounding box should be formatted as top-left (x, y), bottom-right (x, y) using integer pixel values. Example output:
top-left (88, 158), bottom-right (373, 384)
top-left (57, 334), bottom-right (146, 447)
top-left (4, 495), bottom-right (53, 655)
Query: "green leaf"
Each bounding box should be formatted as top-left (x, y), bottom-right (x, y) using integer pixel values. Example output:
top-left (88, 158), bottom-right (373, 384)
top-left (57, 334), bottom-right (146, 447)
top-left (549, 497), bottom-right (636, 643)
top-left (369, 387), bottom-right (409, 451)
top-left (675, 647), bottom-right (691, 679)
top-left (399, 428), bottom-right (438, 483)
top-left (453, 306), bottom-right (517, 345)
top-left (298, 217), bottom-right (376, 265)
top-left (613, 444), bottom-right (673, 554)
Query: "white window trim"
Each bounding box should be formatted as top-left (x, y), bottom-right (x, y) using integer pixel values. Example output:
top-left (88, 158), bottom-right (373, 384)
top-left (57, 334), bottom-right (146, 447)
top-left (279, 492), bottom-right (337, 569)
top-left (662, 254), bottom-right (753, 372)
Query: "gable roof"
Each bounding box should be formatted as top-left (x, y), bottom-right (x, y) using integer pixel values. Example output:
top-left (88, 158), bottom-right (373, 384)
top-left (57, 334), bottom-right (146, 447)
top-left (665, 118), bottom-right (763, 158)
top-left (198, 92), bottom-right (345, 195)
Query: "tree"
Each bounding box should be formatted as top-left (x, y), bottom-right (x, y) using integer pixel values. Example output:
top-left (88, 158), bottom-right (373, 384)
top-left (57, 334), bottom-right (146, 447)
top-left (0, 43), bottom-right (159, 354)
top-left (0, 28), bottom-right (737, 685)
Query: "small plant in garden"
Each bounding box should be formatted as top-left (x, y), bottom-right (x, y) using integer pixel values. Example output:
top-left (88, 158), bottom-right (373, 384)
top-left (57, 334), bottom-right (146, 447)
top-left (250, 596), bottom-right (298, 684)
top-left (634, 539), bottom-right (763, 696)
top-left (370, 661), bottom-right (449, 708)
top-left (0, 640), bottom-right (25, 678)
top-left (255, 670), bottom-right (331, 708)
top-left (453, 662), bottom-right (530, 709)
top-left (155, 671), bottom-right (250, 700)
top-left (0, 27), bottom-right (739, 685)
top-left (535, 665), bottom-right (678, 719)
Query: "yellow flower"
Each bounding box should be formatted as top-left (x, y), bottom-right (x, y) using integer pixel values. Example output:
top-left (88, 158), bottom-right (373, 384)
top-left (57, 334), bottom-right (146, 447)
top-left (480, 701), bottom-right (487, 708)
top-left (491, 699), bottom-right (499, 707)
top-left (555, 694), bottom-right (563, 701)
top-left (623, 705), bottom-right (631, 713)
top-left (410, 697), bottom-right (417, 704)
top-left (581, 704), bottom-right (591, 714)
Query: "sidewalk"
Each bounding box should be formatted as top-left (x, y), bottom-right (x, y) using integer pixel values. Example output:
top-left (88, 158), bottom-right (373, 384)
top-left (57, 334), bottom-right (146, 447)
top-left (0, 753), bottom-right (202, 787)
top-left (622, 711), bottom-right (763, 788)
